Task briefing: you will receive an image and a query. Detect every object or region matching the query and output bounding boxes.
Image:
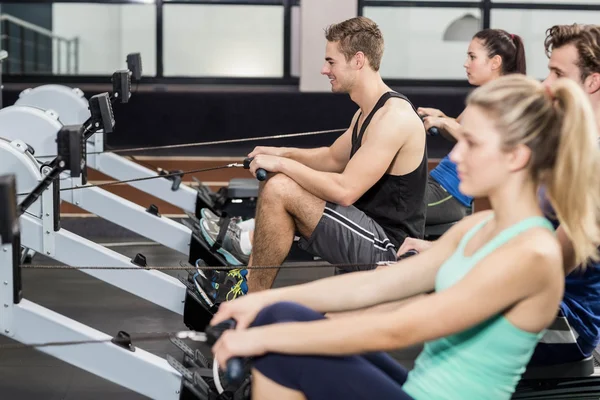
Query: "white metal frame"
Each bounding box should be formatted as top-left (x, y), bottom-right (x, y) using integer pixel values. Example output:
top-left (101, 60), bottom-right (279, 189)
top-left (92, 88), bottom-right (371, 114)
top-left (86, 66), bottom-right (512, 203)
top-left (0, 138), bottom-right (186, 315)
top-left (0, 241), bottom-right (183, 400)
top-left (0, 104), bottom-right (195, 256)
top-left (92, 151), bottom-right (198, 214)
top-left (60, 174), bottom-right (192, 255)
top-left (15, 86), bottom-right (199, 214)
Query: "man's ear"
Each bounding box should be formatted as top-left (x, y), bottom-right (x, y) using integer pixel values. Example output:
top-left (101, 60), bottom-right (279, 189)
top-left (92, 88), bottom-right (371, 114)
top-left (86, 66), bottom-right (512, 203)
top-left (354, 51), bottom-right (366, 69)
top-left (586, 72), bottom-right (600, 95)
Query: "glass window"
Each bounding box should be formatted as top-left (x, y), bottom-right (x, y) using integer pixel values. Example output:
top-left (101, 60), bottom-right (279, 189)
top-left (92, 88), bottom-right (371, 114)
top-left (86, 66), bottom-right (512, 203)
top-left (492, 0), bottom-right (599, 3)
top-left (291, 4), bottom-right (300, 77)
top-left (163, 4), bottom-right (284, 77)
top-left (491, 9), bottom-right (600, 79)
top-left (0, 2), bottom-right (156, 76)
top-left (364, 6), bottom-right (482, 79)
top-left (365, 0), bottom-right (478, 2)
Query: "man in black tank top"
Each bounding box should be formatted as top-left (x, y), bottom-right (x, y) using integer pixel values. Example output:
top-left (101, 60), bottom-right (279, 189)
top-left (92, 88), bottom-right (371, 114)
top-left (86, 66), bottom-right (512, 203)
top-left (200, 17), bottom-right (428, 295)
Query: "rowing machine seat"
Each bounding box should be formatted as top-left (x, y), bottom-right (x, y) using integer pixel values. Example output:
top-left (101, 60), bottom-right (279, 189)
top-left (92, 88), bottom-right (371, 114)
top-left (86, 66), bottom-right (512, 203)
top-left (195, 178), bottom-right (259, 221)
top-left (521, 356), bottom-right (594, 380)
top-left (226, 178), bottom-right (259, 199)
top-left (424, 221), bottom-right (456, 240)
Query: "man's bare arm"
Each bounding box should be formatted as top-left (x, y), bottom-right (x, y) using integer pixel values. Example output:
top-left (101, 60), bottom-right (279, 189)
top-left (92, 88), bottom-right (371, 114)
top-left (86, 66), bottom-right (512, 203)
top-left (250, 111), bottom-right (359, 173)
top-left (281, 128), bottom-right (353, 173)
top-left (275, 107), bottom-right (419, 205)
top-left (424, 116), bottom-right (463, 143)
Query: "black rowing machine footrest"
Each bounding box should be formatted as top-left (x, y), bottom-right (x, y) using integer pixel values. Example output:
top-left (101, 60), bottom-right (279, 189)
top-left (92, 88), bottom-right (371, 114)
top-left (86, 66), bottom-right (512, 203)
top-left (188, 232), bottom-right (228, 268)
top-left (182, 283), bottom-right (216, 332)
top-left (194, 180), bottom-right (218, 219)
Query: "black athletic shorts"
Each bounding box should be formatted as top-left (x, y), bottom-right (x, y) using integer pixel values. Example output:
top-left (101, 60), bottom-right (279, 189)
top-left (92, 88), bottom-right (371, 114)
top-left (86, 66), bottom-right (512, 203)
top-left (297, 202), bottom-right (398, 273)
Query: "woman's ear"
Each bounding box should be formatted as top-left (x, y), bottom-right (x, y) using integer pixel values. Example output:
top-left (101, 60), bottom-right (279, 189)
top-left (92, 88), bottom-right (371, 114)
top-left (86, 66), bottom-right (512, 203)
top-left (507, 143), bottom-right (532, 172)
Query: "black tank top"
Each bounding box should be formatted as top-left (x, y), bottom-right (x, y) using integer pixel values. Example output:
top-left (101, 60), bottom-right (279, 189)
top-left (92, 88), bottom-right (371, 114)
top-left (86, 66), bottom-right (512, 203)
top-left (350, 91), bottom-right (427, 247)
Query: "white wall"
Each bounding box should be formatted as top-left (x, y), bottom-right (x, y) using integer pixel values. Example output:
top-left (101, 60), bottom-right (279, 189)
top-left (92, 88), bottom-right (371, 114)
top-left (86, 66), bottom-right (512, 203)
top-left (49, 3), bottom-right (600, 83)
top-left (291, 5), bottom-right (301, 78)
top-left (120, 5), bottom-right (157, 76)
top-left (52, 4), bottom-right (122, 75)
top-left (299, 0), bottom-right (358, 92)
top-left (365, 5), bottom-right (600, 81)
top-left (365, 7), bottom-right (481, 80)
top-left (52, 4), bottom-right (155, 76)
top-left (492, 9), bottom-right (600, 79)
top-left (163, 4), bottom-right (283, 77)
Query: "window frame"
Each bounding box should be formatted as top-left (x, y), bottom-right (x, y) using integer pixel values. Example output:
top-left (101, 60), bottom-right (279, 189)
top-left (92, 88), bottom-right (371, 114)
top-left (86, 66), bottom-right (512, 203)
top-left (1, 0), bottom-right (598, 85)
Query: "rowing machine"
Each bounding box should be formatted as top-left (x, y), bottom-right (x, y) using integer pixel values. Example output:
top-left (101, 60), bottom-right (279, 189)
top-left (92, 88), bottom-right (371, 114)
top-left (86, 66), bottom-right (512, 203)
top-left (1, 174), bottom-right (249, 399)
top-left (0, 94), bottom-right (194, 257)
top-left (15, 59), bottom-right (259, 220)
top-left (0, 123), bottom-right (189, 315)
top-left (512, 315), bottom-right (600, 399)
top-left (0, 97), bottom-right (263, 323)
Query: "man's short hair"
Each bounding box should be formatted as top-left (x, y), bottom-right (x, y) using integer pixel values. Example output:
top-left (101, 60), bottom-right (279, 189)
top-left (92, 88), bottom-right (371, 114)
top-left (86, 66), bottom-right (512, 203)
top-left (544, 24), bottom-right (600, 81)
top-left (324, 16), bottom-right (384, 71)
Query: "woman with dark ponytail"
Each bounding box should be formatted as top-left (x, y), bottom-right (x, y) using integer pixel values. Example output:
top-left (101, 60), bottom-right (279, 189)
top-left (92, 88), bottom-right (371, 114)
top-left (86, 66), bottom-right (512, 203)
top-left (414, 29), bottom-right (526, 232)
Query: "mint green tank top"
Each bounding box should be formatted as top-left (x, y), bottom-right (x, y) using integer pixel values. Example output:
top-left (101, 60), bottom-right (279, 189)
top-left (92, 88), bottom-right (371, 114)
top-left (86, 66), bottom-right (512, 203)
top-left (402, 215), bottom-right (555, 400)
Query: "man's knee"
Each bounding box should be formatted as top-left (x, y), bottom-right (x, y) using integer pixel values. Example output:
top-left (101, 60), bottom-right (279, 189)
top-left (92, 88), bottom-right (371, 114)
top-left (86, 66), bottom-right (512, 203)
top-left (260, 173), bottom-right (302, 202)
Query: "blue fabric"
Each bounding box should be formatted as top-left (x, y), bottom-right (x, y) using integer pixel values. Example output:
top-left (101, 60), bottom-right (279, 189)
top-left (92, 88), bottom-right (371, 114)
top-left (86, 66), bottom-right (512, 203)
top-left (536, 186), bottom-right (600, 358)
top-left (429, 156), bottom-right (473, 207)
top-left (250, 302), bottom-right (414, 400)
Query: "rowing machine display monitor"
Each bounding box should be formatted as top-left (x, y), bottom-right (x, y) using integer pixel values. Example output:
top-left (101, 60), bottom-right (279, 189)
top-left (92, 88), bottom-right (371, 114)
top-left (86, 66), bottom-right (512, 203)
top-left (89, 93), bottom-right (115, 134)
top-left (112, 70), bottom-right (132, 104)
top-left (18, 125), bottom-right (85, 216)
top-left (0, 174), bottom-right (22, 304)
top-left (0, 50), bottom-right (6, 109)
top-left (57, 125), bottom-right (84, 178)
top-left (126, 53), bottom-right (142, 81)
top-left (0, 174), bottom-right (18, 245)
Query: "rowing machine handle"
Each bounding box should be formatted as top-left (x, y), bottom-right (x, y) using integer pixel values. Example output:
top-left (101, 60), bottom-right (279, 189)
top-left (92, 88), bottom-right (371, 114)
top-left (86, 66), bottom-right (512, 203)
top-left (397, 249), bottom-right (419, 260)
top-left (243, 157), bottom-right (267, 181)
top-left (428, 127), bottom-right (440, 136)
top-left (205, 319), bottom-right (246, 386)
top-left (418, 114), bottom-right (440, 136)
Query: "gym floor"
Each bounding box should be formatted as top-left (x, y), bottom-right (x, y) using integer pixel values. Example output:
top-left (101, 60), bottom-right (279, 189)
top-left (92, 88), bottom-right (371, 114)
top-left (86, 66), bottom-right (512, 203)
top-left (0, 218), bottom-right (421, 399)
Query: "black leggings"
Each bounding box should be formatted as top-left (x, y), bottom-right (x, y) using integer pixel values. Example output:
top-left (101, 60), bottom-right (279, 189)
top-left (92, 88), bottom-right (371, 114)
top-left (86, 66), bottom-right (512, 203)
top-left (425, 178), bottom-right (470, 226)
top-left (251, 302), bottom-right (415, 400)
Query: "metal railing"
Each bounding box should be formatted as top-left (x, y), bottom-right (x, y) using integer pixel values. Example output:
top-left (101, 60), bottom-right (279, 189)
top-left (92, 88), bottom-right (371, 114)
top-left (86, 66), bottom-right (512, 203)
top-left (0, 13), bottom-right (79, 75)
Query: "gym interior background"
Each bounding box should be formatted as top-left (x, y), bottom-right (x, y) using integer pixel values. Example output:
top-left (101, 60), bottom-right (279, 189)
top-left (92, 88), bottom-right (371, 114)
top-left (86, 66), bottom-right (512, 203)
top-left (2, 0), bottom-right (600, 215)
top-left (0, 1), bottom-right (599, 398)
